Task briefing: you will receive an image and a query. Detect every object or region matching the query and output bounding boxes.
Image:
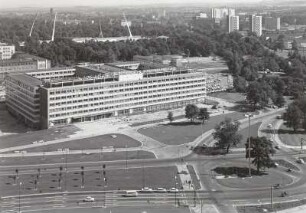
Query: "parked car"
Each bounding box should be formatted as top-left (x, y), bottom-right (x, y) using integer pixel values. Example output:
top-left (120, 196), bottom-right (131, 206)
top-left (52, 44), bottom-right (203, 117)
top-left (155, 188), bottom-right (167, 193)
top-left (123, 190), bottom-right (138, 197)
top-left (83, 196), bottom-right (95, 202)
top-left (141, 187), bottom-right (153, 193)
top-left (169, 188), bottom-right (179, 193)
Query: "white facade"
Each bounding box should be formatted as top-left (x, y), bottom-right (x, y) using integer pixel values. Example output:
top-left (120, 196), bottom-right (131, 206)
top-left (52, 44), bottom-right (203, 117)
top-left (250, 15), bottom-right (262, 36)
top-left (228, 16), bottom-right (240, 33)
top-left (211, 8), bottom-right (235, 19)
top-left (0, 43), bottom-right (15, 60)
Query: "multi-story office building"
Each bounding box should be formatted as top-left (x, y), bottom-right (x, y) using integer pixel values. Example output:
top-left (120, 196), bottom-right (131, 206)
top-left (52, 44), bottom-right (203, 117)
top-left (263, 17), bottom-right (280, 31)
top-left (0, 43), bottom-right (15, 60)
top-left (5, 60), bottom-right (233, 129)
top-left (0, 53), bottom-right (51, 82)
top-left (6, 63), bottom-right (207, 129)
top-left (5, 68), bottom-right (75, 128)
top-left (228, 15), bottom-right (240, 33)
top-left (250, 15), bottom-right (262, 36)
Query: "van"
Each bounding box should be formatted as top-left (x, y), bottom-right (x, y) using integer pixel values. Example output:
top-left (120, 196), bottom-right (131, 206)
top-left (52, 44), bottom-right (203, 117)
top-left (123, 190), bottom-right (138, 197)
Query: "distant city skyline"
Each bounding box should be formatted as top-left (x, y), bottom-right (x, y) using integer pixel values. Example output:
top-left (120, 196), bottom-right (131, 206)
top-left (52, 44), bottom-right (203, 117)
top-left (0, 0), bottom-right (263, 9)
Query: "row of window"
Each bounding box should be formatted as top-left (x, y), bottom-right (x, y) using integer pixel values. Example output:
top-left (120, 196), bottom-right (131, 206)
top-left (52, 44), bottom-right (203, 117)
top-left (49, 93), bottom-right (203, 118)
top-left (49, 79), bottom-right (206, 100)
top-left (48, 75), bottom-right (205, 95)
top-left (48, 85), bottom-right (205, 105)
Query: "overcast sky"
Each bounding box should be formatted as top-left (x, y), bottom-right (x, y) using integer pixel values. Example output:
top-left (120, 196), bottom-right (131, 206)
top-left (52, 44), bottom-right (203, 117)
top-left (0, 0), bottom-right (262, 8)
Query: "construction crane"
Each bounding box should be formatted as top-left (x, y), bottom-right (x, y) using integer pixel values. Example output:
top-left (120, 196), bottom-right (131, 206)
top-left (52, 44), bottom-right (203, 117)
top-left (51, 12), bottom-right (57, 42)
top-left (123, 13), bottom-right (133, 39)
top-left (29, 13), bottom-right (38, 37)
top-left (99, 20), bottom-right (103, 38)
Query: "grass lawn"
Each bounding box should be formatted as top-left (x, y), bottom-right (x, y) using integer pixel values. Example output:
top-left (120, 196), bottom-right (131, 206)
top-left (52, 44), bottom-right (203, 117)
top-left (138, 112), bottom-right (245, 145)
top-left (21, 134), bottom-right (141, 152)
top-left (278, 123), bottom-right (306, 146)
top-left (208, 92), bottom-right (246, 103)
top-left (0, 125), bottom-right (80, 149)
top-left (214, 166), bottom-right (292, 189)
top-left (236, 122), bottom-right (261, 148)
top-left (0, 150), bottom-right (155, 166)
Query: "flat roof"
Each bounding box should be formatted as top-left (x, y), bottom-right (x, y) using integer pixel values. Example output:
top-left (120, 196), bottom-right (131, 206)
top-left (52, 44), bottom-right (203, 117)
top-left (78, 64), bottom-right (126, 73)
top-left (10, 74), bottom-right (42, 86)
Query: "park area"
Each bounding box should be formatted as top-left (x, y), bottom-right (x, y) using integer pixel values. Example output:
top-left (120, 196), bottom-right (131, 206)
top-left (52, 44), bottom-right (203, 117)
top-left (278, 123), bottom-right (306, 146)
top-left (19, 134), bottom-right (141, 153)
top-left (0, 150), bottom-right (155, 166)
top-left (208, 92), bottom-right (246, 104)
top-left (138, 112), bottom-right (245, 146)
top-left (211, 160), bottom-right (293, 189)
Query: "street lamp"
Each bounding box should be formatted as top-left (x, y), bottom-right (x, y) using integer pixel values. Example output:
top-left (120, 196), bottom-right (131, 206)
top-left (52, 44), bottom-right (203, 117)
top-left (174, 175), bottom-right (178, 207)
top-left (125, 144), bottom-right (128, 170)
top-left (18, 181), bottom-right (22, 213)
top-left (64, 149), bottom-right (68, 191)
top-left (270, 185), bottom-right (273, 210)
top-left (245, 113), bottom-right (253, 177)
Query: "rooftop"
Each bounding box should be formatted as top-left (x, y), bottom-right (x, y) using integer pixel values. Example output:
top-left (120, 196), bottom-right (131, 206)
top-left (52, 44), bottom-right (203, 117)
top-left (0, 52), bottom-right (48, 65)
top-left (10, 74), bottom-right (42, 86)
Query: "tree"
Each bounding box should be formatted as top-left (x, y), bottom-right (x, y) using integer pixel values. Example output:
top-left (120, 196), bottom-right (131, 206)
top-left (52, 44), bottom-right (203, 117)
top-left (274, 94), bottom-right (285, 108)
top-left (246, 81), bottom-right (269, 110)
top-left (167, 111), bottom-right (174, 123)
top-left (245, 137), bottom-right (275, 173)
top-left (233, 76), bottom-right (247, 92)
top-left (213, 118), bottom-right (242, 153)
top-left (185, 104), bottom-right (199, 122)
top-left (198, 108), bottom-right (210, 123)
top-left (283, 103), bottom-right (302, 132)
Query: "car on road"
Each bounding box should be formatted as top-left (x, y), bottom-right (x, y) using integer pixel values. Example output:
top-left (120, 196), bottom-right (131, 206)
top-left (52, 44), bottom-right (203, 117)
top-left (141, 187), bottom-right (153, 193)
top-left (155, 188), bottom-right (167, 193)
top-left (280, 191), bottom-right (288, 197)
top-left (275, 145), bottom-right (280, 150)
top-left (83, 196), bottom-right (95, 202)
top-left (169, 188), bottom-right (179, 193)
top-left (273, 184), bottom-right (280, 189)
top-left (296, 158), bottom-right (305, 164)
top-left (123, 190), bottom-right (138, 197)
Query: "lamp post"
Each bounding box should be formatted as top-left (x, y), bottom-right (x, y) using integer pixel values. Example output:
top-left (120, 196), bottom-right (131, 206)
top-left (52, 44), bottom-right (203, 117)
top-left (18, 181), bottom-right (22, 213)
top-left (270, 185), bottom-right (273, 210)
top-left (65, 149), bottom-right (68, 191)
top-left (245, 113), bottom-right (253, 177)
top-left (125, 144), bottom-right (128, 170)
top-left (300, 138), bottom-right (305, 158)
top-left (174, 175), bottom-right (178, 207)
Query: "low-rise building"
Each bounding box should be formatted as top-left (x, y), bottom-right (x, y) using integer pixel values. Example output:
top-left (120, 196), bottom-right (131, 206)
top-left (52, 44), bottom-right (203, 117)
top-left (0, 53), bottom-right (51, 82)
